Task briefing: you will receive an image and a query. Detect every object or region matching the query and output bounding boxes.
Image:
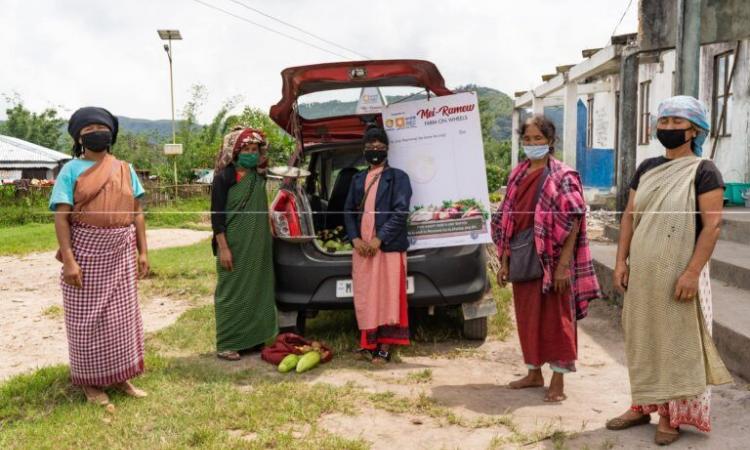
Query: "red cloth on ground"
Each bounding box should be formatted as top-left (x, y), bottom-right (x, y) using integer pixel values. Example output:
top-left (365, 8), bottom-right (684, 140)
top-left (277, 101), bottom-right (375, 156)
top-left (510, 167), bottom-right (577, 371)
top-left (260, 333), bottom-right (333, 365)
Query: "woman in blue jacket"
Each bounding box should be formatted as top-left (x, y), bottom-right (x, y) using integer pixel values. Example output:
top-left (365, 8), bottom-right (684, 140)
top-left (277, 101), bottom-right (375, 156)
top-left (345, 126), bottom-right (413, 364)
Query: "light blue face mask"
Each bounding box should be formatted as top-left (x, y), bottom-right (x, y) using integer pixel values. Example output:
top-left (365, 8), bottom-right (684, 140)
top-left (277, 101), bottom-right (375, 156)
top-left (522, 145), bottom-right (550, 160)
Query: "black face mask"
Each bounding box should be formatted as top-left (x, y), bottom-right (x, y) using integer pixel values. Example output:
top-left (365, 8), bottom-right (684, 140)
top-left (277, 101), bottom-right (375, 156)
top-left (81, 130), bottom-right (112, 152)
top-left (364, 150), bottom-right (387, 166)
top-left (656, 128), bottom-right (689, 150)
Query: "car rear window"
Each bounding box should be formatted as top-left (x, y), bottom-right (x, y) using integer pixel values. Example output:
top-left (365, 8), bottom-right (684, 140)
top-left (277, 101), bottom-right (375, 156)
top-left (298, 86), bottom-right (430, 120)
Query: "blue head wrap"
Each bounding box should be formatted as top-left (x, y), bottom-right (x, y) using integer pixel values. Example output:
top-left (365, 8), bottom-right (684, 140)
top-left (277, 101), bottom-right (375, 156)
top-left (656, 95), bottom-right (710, 156)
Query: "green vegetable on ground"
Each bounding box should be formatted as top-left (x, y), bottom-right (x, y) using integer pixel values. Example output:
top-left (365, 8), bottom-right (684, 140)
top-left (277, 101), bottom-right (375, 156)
top-left (278, 354), bottom-right (301, 373)
top-left (296, 351), bottom-right (322, 373)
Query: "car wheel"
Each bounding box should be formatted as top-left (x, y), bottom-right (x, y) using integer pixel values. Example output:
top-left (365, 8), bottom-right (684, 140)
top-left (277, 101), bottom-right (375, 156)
top-left (462, 316), bottom-right (488, 340)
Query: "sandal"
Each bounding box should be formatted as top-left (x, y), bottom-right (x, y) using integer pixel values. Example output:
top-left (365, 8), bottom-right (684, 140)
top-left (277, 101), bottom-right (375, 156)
top-left (655, 428), bottom-right (680, 446)
top-left (217, 351), bottom-right (241, 361)
top-left (606, 414), bottom-right (651, 430)
top-left (371, 349), bottom-right (391, 365)
top-left (82, 386), bottom-right (110, 406)
top-left (113, 381), bottom-right (148, 398)
top-left (353, 348), bottom-right (374, 361)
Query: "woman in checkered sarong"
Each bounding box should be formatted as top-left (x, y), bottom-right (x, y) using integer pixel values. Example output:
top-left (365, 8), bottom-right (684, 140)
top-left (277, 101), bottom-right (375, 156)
top-left (49, 107), bottom-right (149, 405)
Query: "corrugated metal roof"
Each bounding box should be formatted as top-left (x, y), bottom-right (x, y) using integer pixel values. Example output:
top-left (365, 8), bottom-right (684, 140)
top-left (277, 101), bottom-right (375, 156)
top-left (0, 135), bottom-right (71, 167)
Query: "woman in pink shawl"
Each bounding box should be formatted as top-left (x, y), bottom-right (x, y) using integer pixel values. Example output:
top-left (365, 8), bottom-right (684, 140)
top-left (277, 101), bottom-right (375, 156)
top-left (344, 126), bottom-right (413, 364)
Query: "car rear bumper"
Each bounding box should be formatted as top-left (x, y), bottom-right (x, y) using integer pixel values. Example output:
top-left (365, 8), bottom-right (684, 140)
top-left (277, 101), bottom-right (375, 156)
top-left (273, 240), bottom-right (487, 311)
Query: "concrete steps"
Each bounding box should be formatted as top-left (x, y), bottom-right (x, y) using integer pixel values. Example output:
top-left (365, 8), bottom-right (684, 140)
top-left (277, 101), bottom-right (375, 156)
top-left (711, 240), bottom-right (750, 291)
top-left (601, 208), bottom-right (750, 290)
top-left (590, 241), bottom-right (750, 381)
top-left (722, 207), bottom-right (750, 244)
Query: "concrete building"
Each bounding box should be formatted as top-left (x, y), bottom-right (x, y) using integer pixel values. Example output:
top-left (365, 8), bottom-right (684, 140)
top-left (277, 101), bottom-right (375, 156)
top-left (511, 35), bottom-right (750, 194)
top-left (0, 134), bottom-right (71, 181)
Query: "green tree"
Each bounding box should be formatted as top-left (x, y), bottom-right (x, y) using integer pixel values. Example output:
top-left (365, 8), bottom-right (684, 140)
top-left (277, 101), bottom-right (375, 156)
top-left (163, 84), bottom-right (295, 183)
top-left (227, 107), bottom-right (295, 165)
top-left (1, 98), bottom-right (66, 151)
top-left (112, 131), bottom-right (167, 172)
top-left (477, 96), bottom-right (512, 189)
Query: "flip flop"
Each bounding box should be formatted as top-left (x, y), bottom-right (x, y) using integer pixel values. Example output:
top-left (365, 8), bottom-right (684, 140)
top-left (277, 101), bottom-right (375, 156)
top-left (82, 386), bottom-right (110, 406)
top-left (655, 429), bottom-right (680, 446)
top-left (371, 349), bottom-right (391, 365)
top-left (114, 382), bottom-right (148, 398)
top-left (507, 379), bottom-right (544, 389)
top-left (605, 414), bottom-right (651, 430)
top-left (217, 351), bottom-right (241, 361)
top-left (353, 348), bottom-right (374, 361)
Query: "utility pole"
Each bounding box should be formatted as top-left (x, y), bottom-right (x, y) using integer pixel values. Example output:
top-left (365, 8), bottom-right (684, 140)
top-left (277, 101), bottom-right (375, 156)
top-left (675, 0), bottom-right (702, 96)
top-left (157, 29), bottom-right (183, 199)
top-left (616, 43), bottom-right (640, 217)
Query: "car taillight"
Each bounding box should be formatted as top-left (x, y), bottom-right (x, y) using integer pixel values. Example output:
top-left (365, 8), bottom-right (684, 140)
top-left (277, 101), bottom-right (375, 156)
top-left (270, 186), bottom-right (315, 241)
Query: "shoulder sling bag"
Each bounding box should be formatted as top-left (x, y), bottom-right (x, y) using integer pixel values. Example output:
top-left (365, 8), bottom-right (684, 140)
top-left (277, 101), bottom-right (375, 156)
top-left (508, 168), bottom-right (549, 283)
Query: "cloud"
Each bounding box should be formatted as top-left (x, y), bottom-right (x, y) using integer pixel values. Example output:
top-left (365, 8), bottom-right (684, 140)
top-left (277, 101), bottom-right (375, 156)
top-left (0, 0), bottom-right (638, 122)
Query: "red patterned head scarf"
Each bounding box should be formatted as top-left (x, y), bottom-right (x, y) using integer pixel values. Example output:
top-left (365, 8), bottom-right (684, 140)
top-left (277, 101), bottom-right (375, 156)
top-left (214, 126), bottom-right (267, 174)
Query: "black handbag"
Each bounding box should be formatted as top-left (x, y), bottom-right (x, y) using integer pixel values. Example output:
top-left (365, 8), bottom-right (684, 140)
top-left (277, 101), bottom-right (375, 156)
top-left (508, 168), bottom-right (548, 283)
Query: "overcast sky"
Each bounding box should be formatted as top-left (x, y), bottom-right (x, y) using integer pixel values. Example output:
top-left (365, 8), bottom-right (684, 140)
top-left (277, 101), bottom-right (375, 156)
top-left (0, 0), bottom-right (638, 123)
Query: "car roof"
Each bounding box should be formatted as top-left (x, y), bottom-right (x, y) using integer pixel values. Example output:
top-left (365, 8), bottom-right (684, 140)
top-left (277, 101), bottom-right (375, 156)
top-left (269, 59), bottom-right (452, 146)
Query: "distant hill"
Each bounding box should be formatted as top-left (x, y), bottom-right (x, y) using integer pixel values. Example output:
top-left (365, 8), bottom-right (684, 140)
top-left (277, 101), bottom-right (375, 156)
top-left (117, 116), bottom-right (180, 138)
top-left (297, 85), bottom-right (513, 140)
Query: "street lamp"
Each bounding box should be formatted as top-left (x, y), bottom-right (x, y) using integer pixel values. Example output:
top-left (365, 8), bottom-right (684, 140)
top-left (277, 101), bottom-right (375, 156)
top-left (157, 29), bottom-right (183, 195)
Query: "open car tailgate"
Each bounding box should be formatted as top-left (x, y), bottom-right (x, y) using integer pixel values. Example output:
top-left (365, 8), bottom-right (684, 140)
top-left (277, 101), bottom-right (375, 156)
top-left (269, 59), bottom-right (452, 145)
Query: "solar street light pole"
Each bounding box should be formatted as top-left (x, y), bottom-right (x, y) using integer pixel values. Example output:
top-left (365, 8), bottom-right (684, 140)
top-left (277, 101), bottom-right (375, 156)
top-left (157, 29), bottom-right (183, 196)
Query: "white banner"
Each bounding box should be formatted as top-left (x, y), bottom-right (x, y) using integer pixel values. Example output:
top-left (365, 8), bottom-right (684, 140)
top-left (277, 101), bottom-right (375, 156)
top-left (383, 92), bottom-right (492, 250)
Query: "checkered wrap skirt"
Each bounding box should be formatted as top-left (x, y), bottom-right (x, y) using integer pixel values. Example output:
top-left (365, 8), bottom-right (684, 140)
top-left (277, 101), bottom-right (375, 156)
top-left (61, 224), bottom-right (144, 386)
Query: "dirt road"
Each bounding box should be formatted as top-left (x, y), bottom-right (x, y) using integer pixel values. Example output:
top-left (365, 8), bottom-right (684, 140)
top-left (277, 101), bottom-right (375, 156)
top-left (0, 228), bottom-right (211, 380)
top-left (309, 302), bottom-right (750, 449)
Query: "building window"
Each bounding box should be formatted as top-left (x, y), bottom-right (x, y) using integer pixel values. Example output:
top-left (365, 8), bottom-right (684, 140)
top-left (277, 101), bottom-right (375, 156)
top-left (638, 81), bottom-right (651, 145)
top-left (712, 50), bottom-right (734, 137)
top-left (586, 97), bottom-right (594, 148)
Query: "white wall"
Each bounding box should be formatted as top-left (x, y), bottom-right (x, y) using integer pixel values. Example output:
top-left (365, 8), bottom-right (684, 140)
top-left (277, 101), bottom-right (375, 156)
top-left (634, 43), bottom-right (750, 183)
top-left (636, 51), bottom-right (678, 163)
top-left (701, 40), bottom-right (750, 183)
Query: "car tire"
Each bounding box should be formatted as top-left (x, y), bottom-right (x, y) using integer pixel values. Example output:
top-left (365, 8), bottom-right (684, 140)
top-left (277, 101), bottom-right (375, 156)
top-left (462, 316), bottom-right (488, 340)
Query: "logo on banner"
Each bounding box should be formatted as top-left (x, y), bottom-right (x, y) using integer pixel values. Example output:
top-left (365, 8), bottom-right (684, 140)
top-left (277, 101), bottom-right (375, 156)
top-left (385, 115), bottom-right (417, 130)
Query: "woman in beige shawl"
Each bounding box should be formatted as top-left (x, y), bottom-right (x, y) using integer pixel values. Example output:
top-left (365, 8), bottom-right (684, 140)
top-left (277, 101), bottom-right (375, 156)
top-left (605, 96), bottom-right (732, 445)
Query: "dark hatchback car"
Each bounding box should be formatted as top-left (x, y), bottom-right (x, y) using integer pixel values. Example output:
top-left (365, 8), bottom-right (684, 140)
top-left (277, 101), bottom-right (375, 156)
top-left (268, 60), bottom-right (494, 339)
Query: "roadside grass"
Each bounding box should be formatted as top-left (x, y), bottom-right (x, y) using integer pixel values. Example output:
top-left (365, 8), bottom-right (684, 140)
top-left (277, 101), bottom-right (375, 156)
top-left (139, 239), bottom-right (216, 303)
top-left (144, 196), bottom-right (211, 229)
top-left (42, 305), bottom-right (63, 320)
top-left (0, 197), bottom-right (210, 256)
top-left (405, 368), bottom-right (433, 384)
top-left (488, 272), bottom-right (514, 340)
top-left (0, 223), bottom-right (58, 256)
top-left (0, 351), bottom-right (368, 449)
top-left (0, 238), bottom-right (519, 448)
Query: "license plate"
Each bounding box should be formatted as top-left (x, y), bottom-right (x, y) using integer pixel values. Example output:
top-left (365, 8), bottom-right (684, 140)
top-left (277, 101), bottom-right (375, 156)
top-left (336, 277), bottom-right (415, 298)
top-left (462, 294), bottom-right (498, 320)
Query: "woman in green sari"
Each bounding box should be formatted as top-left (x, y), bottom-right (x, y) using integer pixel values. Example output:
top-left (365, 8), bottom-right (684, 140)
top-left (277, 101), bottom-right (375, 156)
top-left (210, 126), bottom-right (278, 361)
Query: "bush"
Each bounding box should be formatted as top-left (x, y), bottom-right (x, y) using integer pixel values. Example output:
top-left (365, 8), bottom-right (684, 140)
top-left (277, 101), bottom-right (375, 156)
top-left (485, 164), bottom-right (509, 193)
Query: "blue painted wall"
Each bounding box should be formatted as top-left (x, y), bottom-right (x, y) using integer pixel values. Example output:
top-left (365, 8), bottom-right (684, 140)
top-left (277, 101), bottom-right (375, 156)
top-left (576, 100), bottom-right (615, 189)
